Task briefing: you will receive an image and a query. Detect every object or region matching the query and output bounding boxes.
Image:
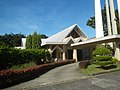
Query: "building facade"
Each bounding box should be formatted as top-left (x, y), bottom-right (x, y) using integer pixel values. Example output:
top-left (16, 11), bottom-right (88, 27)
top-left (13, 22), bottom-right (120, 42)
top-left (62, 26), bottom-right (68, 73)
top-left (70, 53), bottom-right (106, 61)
top-left (41, 24), bottom-right (91, 62)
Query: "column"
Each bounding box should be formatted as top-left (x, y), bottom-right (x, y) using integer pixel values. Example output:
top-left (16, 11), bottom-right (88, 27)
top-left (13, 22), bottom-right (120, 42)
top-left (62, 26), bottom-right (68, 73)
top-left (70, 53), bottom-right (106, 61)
top-left (95, 0), bottom-right (104, 38)
top-left (106, 0), bottom-right (112, 35)
top-left (117, 0), bottom-right (120, 22)
top-left (114, 42), bottom-right (120, 61)
top-left (48, 46), bottom-right (52, 58)
top-left (62, 45), bottom-right (66, 60)
top-left (73, 49), bottom-right (77, 62)
top-left (110, 0), bottom-right (118, 34)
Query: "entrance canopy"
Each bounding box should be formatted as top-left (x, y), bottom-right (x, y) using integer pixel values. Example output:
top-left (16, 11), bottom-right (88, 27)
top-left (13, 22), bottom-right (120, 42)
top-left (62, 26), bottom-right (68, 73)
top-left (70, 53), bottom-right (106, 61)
top-left (71, 35), bottom-right (120, 48)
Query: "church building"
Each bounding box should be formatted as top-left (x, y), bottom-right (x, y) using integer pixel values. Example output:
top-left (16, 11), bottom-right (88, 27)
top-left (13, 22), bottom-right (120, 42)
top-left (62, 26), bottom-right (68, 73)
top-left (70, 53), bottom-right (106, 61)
top-left (41, 24), bottom-right (91, 62)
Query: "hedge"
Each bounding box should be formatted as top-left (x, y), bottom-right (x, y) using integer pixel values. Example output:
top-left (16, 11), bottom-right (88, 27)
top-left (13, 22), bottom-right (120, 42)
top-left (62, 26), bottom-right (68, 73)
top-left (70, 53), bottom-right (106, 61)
top-left (0, 60), bottom-right (75, 89)
top-left (0, 47), bottom-right (50, 70)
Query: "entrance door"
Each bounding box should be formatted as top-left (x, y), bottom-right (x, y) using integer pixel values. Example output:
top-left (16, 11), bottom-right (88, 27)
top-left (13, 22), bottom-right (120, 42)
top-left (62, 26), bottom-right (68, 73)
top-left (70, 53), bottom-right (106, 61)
top-left (67, 50), bottom-right (73, 59)
top-left (77, 49), bottom-right (82, 61)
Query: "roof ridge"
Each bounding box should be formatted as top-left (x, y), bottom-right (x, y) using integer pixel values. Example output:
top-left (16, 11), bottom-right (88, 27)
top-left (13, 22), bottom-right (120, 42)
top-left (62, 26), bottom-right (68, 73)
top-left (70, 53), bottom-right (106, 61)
top-left (46, 24), bottom-right (77, 42)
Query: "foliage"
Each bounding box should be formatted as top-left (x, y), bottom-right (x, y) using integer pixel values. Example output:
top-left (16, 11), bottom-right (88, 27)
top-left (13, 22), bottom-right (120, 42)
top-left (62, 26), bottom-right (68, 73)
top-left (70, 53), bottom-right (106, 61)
top-left (93, 46), bottom-right (117, 68)
top-left (10, 61), bottom-right (36, 70)
top-left (0, 33), bottom-right (25, 47)
top-left (32, 31), bottom-right (41, 49)
top-left (79, 60), bottom-right (92, 69)
top-left (0, 60), bottom-right (75, 89)
top-left (26, 34), bottom-right (32, 49)
top-left (26, 32), bottom-right (48, 49)
top-left (86, 17), bottom-right (95, 29)
top-left (80, 63), bottom-right (120, 76)
top-left (93, 46), bottom-right (112, 56)
top-left (86, 7), bottom-right (120, 35)
top-left (0, 47), bottom-right (50, 70)
top-left (117, 21), bottom-right (120, 34)
top-left (40, 34), bottom-right (48, 38)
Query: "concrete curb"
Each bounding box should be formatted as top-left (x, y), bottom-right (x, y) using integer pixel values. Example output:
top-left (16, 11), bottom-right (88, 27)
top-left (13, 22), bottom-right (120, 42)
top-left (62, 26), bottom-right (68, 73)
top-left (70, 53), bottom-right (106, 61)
top-left (90, 69), bottom-right (120, 76)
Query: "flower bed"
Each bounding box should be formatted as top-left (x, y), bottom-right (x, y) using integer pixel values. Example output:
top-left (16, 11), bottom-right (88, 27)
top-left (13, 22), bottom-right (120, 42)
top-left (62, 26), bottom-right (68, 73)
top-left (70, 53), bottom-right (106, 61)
top-left (0, 60), bottom-right (75, 89)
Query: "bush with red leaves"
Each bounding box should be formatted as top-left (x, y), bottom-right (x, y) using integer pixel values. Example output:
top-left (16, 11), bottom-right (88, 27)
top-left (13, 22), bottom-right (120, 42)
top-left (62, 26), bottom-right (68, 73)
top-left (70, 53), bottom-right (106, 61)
top-left (0, 60), bottom-right (75, 89)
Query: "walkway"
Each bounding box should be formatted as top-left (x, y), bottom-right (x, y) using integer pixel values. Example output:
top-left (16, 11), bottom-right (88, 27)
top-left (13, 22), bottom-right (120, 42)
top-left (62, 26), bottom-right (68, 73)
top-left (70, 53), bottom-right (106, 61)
top-left (4, 63), bottom-right (87, 90)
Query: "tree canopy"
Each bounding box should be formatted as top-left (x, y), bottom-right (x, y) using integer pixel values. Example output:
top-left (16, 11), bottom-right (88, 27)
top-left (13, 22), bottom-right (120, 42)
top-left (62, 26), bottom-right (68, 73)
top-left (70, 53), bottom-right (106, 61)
top-left (32, 31), bottom-right (41, 49)
top-left (0, 33), bottom-right (25, 47)
top-left (26, 32), bottom-right (48, 49)
top-left (26, 34), bottom-right (32, 49)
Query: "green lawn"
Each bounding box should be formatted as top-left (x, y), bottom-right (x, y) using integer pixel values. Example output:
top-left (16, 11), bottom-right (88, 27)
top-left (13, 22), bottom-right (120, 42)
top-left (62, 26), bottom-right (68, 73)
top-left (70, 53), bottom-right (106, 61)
top-left (80, 63), bottom-right (120, 76)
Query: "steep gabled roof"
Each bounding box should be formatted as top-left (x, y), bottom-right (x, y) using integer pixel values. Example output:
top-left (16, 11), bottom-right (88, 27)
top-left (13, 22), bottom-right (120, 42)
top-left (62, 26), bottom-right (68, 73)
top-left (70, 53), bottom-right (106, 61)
top-left (41, 24), bottom-right (88, 46)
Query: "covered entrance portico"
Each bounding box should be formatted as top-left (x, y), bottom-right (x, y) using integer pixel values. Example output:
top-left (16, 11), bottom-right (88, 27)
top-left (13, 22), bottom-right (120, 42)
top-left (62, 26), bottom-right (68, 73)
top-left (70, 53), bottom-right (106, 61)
top-left (72, 35), bottom-right (120, 61)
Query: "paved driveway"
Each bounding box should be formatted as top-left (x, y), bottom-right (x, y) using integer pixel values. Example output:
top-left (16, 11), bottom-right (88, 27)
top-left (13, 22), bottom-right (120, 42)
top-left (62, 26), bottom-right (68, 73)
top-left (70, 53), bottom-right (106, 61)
top-left (4, 63), bottom-right (87, 90)
top-left (30, 71), bottom-right (120, 90)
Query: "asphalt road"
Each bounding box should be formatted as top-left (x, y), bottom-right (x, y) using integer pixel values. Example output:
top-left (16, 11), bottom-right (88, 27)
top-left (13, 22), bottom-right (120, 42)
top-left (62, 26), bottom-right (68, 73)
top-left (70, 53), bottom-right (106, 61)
top-left (30, 71), bottom-right (120, 90)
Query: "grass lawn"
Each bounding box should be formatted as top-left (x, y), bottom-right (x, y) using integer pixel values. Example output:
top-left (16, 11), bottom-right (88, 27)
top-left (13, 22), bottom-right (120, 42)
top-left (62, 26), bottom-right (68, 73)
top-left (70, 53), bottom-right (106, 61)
top-left (80, 63), bottom-right (120, 76)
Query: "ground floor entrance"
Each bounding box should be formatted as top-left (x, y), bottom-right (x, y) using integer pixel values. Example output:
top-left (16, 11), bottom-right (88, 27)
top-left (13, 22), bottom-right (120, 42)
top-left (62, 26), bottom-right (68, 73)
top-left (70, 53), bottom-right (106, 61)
top-left (51, 47), bottom-right (92, 62)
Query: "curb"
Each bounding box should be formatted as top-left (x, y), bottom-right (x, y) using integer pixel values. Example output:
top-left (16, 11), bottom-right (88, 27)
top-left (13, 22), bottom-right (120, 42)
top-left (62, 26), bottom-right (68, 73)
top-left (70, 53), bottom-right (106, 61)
top-left (89, 69), bottom-right (120, 76)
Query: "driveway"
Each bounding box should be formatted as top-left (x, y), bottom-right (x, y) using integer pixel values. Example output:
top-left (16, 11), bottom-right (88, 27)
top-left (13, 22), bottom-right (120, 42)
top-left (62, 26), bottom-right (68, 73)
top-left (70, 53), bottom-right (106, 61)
top-left (4, 63), bottom-right (87, 90)
top-left (31, 71), bottom-right (120, 90)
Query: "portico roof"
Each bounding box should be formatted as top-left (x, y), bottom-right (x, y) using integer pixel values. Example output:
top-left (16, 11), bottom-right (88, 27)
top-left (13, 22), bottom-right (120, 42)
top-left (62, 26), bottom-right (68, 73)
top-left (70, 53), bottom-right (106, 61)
top-left (71, 35), bottom-right (120, 47)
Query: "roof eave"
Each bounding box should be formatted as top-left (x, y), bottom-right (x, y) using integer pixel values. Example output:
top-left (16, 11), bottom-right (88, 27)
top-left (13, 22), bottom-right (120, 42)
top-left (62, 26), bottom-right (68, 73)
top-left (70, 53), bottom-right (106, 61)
top-left (71, 35), bottom-right (120, 47)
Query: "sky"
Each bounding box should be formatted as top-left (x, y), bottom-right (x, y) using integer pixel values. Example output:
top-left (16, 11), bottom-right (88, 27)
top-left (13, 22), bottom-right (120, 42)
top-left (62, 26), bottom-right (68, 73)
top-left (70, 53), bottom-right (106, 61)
top-left (0, 0), bottom-right (117, 38)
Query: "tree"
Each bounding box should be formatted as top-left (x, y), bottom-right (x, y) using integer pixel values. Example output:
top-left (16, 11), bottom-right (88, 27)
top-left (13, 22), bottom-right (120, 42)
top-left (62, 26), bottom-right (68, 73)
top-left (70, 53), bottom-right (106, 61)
top-left (0, 33), bottom-right (25, 47)
top-left (32, 31), bottom-right (41, 49)
top-left (26, 34), bottom-right (32, 49)
top-left (26, 32), bottom-right (47, 49)
top-left (86, 7), bottom-right (119, 36)
top-left (40, 34), bottom-right (48, 39)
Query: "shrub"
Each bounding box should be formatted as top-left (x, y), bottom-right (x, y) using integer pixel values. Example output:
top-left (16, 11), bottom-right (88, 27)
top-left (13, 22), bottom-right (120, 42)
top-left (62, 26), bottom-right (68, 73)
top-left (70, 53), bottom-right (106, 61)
top-left (93, 56), bottom-right (112, 61)
top-left (93, 46), bottom-right (112, 56)
top-left (79, 60), bottom-right (93, 69)
top-left (92, 46), bottom-right (117, 68)
top-left (0, 47), bottom-right (50, 70)
top-left (0, 60), bottom-right (75, 89)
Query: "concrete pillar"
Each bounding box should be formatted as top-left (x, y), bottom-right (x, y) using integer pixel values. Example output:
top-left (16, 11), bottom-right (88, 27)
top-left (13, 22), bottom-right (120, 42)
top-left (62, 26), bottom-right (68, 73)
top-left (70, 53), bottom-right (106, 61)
top-left (114, 42), bottom-right (120, 61)
top-left (106, 0), bottom-right (112, 35)
top-left (48, 46), bottom-right (52, 58)
top-left (63, 52), bottom-right (66, 60)
top-left (63, 45), bottom-right (66, 60)
top-left (73, 49), bottom-right (77, 62)
top-left (95, 0), bottom-right (104, 38)
top-left (110, 0), bottom-right (118, 34)
top-left (117, 0), bottom-right (120, 22)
